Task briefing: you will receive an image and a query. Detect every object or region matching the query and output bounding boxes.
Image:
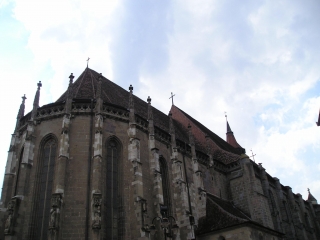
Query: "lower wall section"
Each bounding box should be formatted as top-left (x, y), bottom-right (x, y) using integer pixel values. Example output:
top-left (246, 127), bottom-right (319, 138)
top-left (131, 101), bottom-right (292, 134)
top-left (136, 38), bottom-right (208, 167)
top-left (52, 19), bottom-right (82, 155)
top-left (197, 225), bottom-right (283, 240)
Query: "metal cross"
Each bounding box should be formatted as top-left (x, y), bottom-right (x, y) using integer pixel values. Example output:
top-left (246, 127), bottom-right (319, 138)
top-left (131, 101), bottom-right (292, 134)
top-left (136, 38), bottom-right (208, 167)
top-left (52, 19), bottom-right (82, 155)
top-left (169, 92), bottom-right (175, 105)
top-left (250, 149), bottom-right (256, 162)
top-left (86, 57), bottom-right (90, 68)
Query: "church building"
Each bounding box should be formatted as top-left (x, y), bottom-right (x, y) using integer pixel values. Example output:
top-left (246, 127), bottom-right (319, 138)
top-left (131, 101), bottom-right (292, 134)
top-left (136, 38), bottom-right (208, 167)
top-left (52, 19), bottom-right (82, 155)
top-left (0, 67), bottom-right (319, 240)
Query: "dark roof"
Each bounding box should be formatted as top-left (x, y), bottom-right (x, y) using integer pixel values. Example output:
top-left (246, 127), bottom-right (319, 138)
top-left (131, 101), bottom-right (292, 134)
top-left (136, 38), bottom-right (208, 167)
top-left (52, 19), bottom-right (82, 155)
top-left (56, 68), bottom-right (245, 160)
top-left (197, 194), bottom-right (250, 235)
top-left (56, 68), bottom-right (189, 142)
top-left (172, 105), bottom-right (243, 155)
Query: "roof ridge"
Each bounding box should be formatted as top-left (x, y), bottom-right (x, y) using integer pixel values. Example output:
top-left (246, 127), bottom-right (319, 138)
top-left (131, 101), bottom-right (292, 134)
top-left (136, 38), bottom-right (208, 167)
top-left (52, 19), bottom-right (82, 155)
top-left (74, 68), bottom-right (88, 97)
top-left (89, 68), bottom-right (96, 99)
top-left (172, 105), bottom-right (242, 155)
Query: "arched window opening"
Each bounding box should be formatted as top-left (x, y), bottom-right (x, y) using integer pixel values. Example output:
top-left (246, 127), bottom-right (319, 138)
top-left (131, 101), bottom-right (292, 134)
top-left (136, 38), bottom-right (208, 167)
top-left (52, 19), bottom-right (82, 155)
top-left (305, 212), bottom-right (311, 228)
top-left (282, 201), bottom-right (289, 221)
top-left (269, 190), bottom-right (277, 215)
top-left (104, 138), bottom-right (123, 240)
top-left (14, 147), bottom-right (24, 195)
top-left (35, 138), bottom-right (57, 240)
top-left (159, 157), bottom-right (172, 217)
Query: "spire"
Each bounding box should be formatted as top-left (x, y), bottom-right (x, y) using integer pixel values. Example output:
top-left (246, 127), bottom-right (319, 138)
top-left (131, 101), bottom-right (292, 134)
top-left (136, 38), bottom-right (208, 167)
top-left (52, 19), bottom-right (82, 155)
top-left (316, 109), bottom-right (320, 126)
top-left (147, 96), bottom-right (153, 121)
top-left (17, 94), bottom-right (26, 119)
top-left (15, 94), bottom-right (27, 131)
top-left (227, 121), bottom-right (232, 133)
top-left (33, 81), bottom-right (42, 107)
top-left (65, 73), bottom-right (74, 114)
top-left (147, 96), bottom-right (154, 136)
top-left (95, 73), bottom-right (103, 114)
top-left (169, 111), bottom-right (176, 147)
top-left (96, 73), bottom-right (102, 100)
top-left (225, 119), bottom-right (245, 153)
top-left (31, 81), bottom-right (42, 119)
top-left (307, 188), bottom-right (318, 204)
top-left (128, 85), bottom-right (135, 123)
top-left (67, 73), bottom-right (74, 99)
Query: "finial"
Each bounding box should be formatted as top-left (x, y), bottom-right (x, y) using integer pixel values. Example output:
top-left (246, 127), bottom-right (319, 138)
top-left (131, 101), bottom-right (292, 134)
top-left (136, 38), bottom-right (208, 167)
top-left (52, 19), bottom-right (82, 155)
top-left (129, 85), bottom-right (133, 93)
top-left (87, 57), bottom-right (90, 68)
top-left (37, 81), bottom-right (42, 90)
top-left (308, 188), bottom-right (310, 193)
top-left (169, 92), bottom-right (175, 105)
top-left (69, 73), bottom-right (74, 84)
top-left (147, 96), bottom-right (151, 104)
top-left (224, 111), bottom-right (227, 121)
top-left (22, 94), bottom-right (27, 103)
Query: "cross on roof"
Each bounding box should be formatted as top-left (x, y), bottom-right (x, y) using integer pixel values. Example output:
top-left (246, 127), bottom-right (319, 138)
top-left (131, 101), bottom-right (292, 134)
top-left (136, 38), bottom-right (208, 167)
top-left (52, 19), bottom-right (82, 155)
top-left (250, 149), bottom-right (256, 162)
top-left (169, 92), bottom-right (175, 105)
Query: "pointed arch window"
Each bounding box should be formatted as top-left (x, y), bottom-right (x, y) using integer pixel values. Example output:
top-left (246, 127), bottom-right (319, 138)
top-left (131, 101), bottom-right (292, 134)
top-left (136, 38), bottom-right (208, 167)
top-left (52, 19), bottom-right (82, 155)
top-left (269, 190), bottom-right (278, 215)
top-left (159, 157), bottom-right (172, 216)
top-left (34, 138), bottom-right (57, 240)
top-left (104, 138), bottom-right (123, 239)
top-left (14, 147), bottom-right (24, 195)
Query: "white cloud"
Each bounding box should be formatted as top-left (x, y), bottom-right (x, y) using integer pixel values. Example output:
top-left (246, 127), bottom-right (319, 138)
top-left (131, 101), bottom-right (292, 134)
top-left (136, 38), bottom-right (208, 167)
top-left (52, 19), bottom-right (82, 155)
top-left (1, 0), bottom-right (320, 200)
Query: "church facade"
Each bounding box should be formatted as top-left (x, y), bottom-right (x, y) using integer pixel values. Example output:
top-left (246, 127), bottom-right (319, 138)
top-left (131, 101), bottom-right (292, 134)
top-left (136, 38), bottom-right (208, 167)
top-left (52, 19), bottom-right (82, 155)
top-left (0, 67), bottom-right (319, 240)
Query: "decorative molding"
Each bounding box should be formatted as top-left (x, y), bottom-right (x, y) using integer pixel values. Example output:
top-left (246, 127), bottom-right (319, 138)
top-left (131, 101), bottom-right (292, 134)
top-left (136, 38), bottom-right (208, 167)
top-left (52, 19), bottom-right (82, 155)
top-left (92, 193), bottom-right (102, 230)
top-left (4, 197), bottom-right (20, 235)
top-left (49, 193), bottom-right (62, 235)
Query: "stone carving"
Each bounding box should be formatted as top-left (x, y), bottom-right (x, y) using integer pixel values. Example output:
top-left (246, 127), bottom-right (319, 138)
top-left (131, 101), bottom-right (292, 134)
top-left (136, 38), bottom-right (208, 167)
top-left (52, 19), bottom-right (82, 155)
top-left (92, 193), bottom-right (102, 229)
top-left (4, 197), bottom-right (20, 235)
top-left (139, 198), bottom-right (149, 232)
top-left (49, 193), bottom-right (62, 234)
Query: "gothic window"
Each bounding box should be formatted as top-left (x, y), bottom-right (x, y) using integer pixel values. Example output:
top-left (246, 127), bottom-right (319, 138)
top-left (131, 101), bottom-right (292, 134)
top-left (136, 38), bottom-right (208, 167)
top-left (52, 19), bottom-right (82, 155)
top-left (282, 201), bottom-right (289, 221)
top-left (269, 190), bottom-right (277, 215)
top-left (305, 212), bottom-right (311, 228)
top-left (34, 138), bottom-right (57, 240)
top-left (159, 157), bottom-right (172, 216)
top-left (104, 138), bottom-right (123, 240)
top-left (14, 147), bottom-right (24, 195)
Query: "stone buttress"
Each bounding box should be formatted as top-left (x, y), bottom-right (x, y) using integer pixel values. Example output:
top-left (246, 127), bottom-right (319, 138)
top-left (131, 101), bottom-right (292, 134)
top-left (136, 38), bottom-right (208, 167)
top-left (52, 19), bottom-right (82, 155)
top-left (146, 96), bottom-right (167, 239)
top-left (273, 177), bottom-right (296, 238)
top-left (5, 81), bottom-right (42, 238)
top-left (230, 156), bottom-right (273, 228)
top-left (169, 113), bottom-right (194, 240)
top-left (49, 74), bottom-right (74, 240)
top-left (187, 124), bottom-right (206, 226)
top-left (127, 85), bottom-right (148, 239)
top-left (259, 164), bottom-right (281, 232)
top-left (1, 95), bottom-right (26, 206)
top-left (90, 73), bottom-right (103, 239)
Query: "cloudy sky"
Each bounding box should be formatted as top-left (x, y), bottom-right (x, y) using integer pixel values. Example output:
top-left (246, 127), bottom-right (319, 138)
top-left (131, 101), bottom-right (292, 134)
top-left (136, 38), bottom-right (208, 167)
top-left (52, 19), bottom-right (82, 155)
top-left (1, 0), bottom-right (320, 200)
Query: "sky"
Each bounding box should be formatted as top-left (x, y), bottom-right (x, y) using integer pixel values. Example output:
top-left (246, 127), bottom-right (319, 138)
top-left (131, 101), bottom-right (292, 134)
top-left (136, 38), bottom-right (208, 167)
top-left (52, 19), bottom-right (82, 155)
top-left (1, 0), bottom-right (320, 201)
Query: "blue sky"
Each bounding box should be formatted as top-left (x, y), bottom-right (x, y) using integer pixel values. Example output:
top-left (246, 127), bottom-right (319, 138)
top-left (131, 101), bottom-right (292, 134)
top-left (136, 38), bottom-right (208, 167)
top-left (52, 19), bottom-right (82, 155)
top-left (1, 0), bottom-right (320, 201)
